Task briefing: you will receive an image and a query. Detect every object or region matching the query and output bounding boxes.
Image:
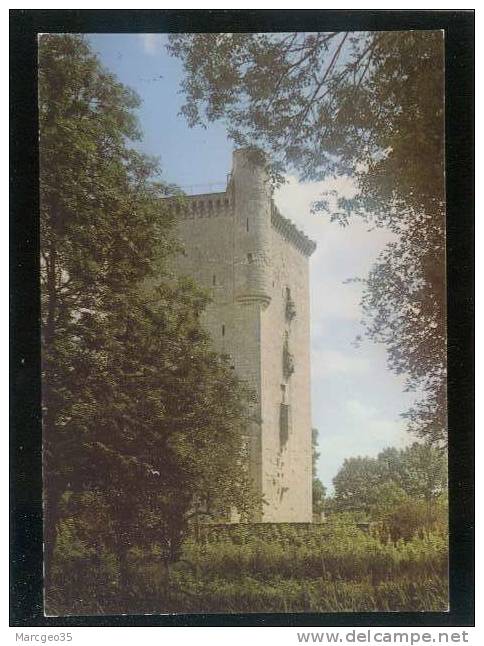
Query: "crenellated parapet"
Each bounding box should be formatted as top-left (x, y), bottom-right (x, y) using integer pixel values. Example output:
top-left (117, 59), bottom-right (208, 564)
top-left (163, 169), bottom-right (316, 259)
top-left (165, 192), bottom-right (233, 219)
top-left (271, 202), bottom-right (317, 257)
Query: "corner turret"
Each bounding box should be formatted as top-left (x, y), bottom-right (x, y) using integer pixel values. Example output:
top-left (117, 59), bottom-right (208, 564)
top-left (231, 148), bottom-right (272, 308)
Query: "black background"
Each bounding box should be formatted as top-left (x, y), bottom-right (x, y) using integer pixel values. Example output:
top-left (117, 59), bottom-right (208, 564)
top-left (10, 9), bottom-right (475, 628)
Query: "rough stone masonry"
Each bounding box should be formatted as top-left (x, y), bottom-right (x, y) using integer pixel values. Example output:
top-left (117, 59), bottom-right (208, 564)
top-left (169, 148), bottom-right (316, 522)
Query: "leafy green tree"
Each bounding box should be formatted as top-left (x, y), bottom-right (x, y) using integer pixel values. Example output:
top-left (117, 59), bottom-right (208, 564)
top-left (367, 481), bottom-right (411, 526)
top-left (40, 34), bottom-right (254, 601)
top-left (168, 32), bottom-right (446, 444)
top-left (311, 428), bottom-right (326, 516)
top-left (40, 32), bottom-right (153, 590)
top-left (370, 489), bottom-right (448, 542)
top-left (398, 442), bottom-right (448, 503)
top-left (332, 442), bottom-right (447, 515)
top-left (332, 455), bottom-right (382, 513)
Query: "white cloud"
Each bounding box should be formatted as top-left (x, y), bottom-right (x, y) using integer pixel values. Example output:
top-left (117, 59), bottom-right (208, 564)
top-left (342, 398), bottom-right (413, 449)
top-left (139, 34), bottom-right (164, 56)
top-left (316, 399), bottom-right (414, 489)
top-left (274, 174), bottom-right (357, 237)
top-left (274, 175), bottom-right (396, 331)
top-left (312, 349), bottom-right (370, 379)
top-left (274, 175), bottom-right (414, 489)
top-left (346, 398), bottom-right (378, 421)
top-left (310, 274), bottom-right (363, 330)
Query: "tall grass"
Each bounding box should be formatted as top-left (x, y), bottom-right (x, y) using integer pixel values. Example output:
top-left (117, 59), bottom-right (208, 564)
top-left (47, 521), bottom-right (448, 615)
top-left (182, 524), bottom-right (447, 583)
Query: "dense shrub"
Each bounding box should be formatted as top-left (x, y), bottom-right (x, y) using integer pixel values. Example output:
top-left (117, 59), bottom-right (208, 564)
top-left (48, 520), bottom-right (448, 615)
top-left (377, 498), bottom-right (448, 542)
top-left (180, 525), bottom-right (447, 583)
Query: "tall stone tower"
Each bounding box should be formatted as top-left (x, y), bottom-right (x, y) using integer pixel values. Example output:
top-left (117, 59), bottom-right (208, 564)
top-left (169, 149), bottom-right (316, 522)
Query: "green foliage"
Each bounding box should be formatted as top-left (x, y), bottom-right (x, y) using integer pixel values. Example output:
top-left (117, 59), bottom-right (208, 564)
top-left (332, 442), bottom-right (447, 519)
top-left (40, 34), bottom-right (256, 606)
top-left (182, 522), bottom-right (447, 582)
top-left (372, 495), bottom-right (449, 543)
top-left (311, 428), bottom-right (326, 516)
top-left (168, 32), bottom-right (446, 444)
top-left (367, 481), bottom-right (410, 519)
top-left (332, 455), bottom-right (382, 512)
top-left (168, 32), bottom-right (443, 203)
top-left (48, 521), bottom-right (448, 615)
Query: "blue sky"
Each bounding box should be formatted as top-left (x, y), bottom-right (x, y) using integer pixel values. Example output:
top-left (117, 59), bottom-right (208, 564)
top-left (87, 33), bottom-right (417, 491)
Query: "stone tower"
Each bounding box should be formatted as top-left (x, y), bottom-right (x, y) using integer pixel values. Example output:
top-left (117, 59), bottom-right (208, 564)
top-left (169, 149), bottom-right (316, 522)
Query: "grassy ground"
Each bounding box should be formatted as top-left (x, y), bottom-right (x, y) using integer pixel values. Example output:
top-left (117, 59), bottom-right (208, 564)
top-left (48, 520), bottom-right (448, 615)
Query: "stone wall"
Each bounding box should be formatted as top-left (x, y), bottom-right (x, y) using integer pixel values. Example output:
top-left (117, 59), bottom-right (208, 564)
top-left (167, 149), bottom-right (315, 522)
top-left (259, 225), bottom-right (313, 522)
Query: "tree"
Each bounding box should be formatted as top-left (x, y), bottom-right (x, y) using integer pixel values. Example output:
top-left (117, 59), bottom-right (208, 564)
top-left (332, 442), bottom-right (447, 515)
top-left (367, 482), bottom-right (448, 542)
top-left (168, 32), bottom-right (446, 444)
top-left (40, 32), bottom-right (152, 591)
top-left (398, 442), bottom-right (448, 503)
top-left (332, 455), bottom-right (382, 513)
top-left (39, 35), bottom-right (254, 603)
top-left (311, 428), bottom-right (326, 517)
